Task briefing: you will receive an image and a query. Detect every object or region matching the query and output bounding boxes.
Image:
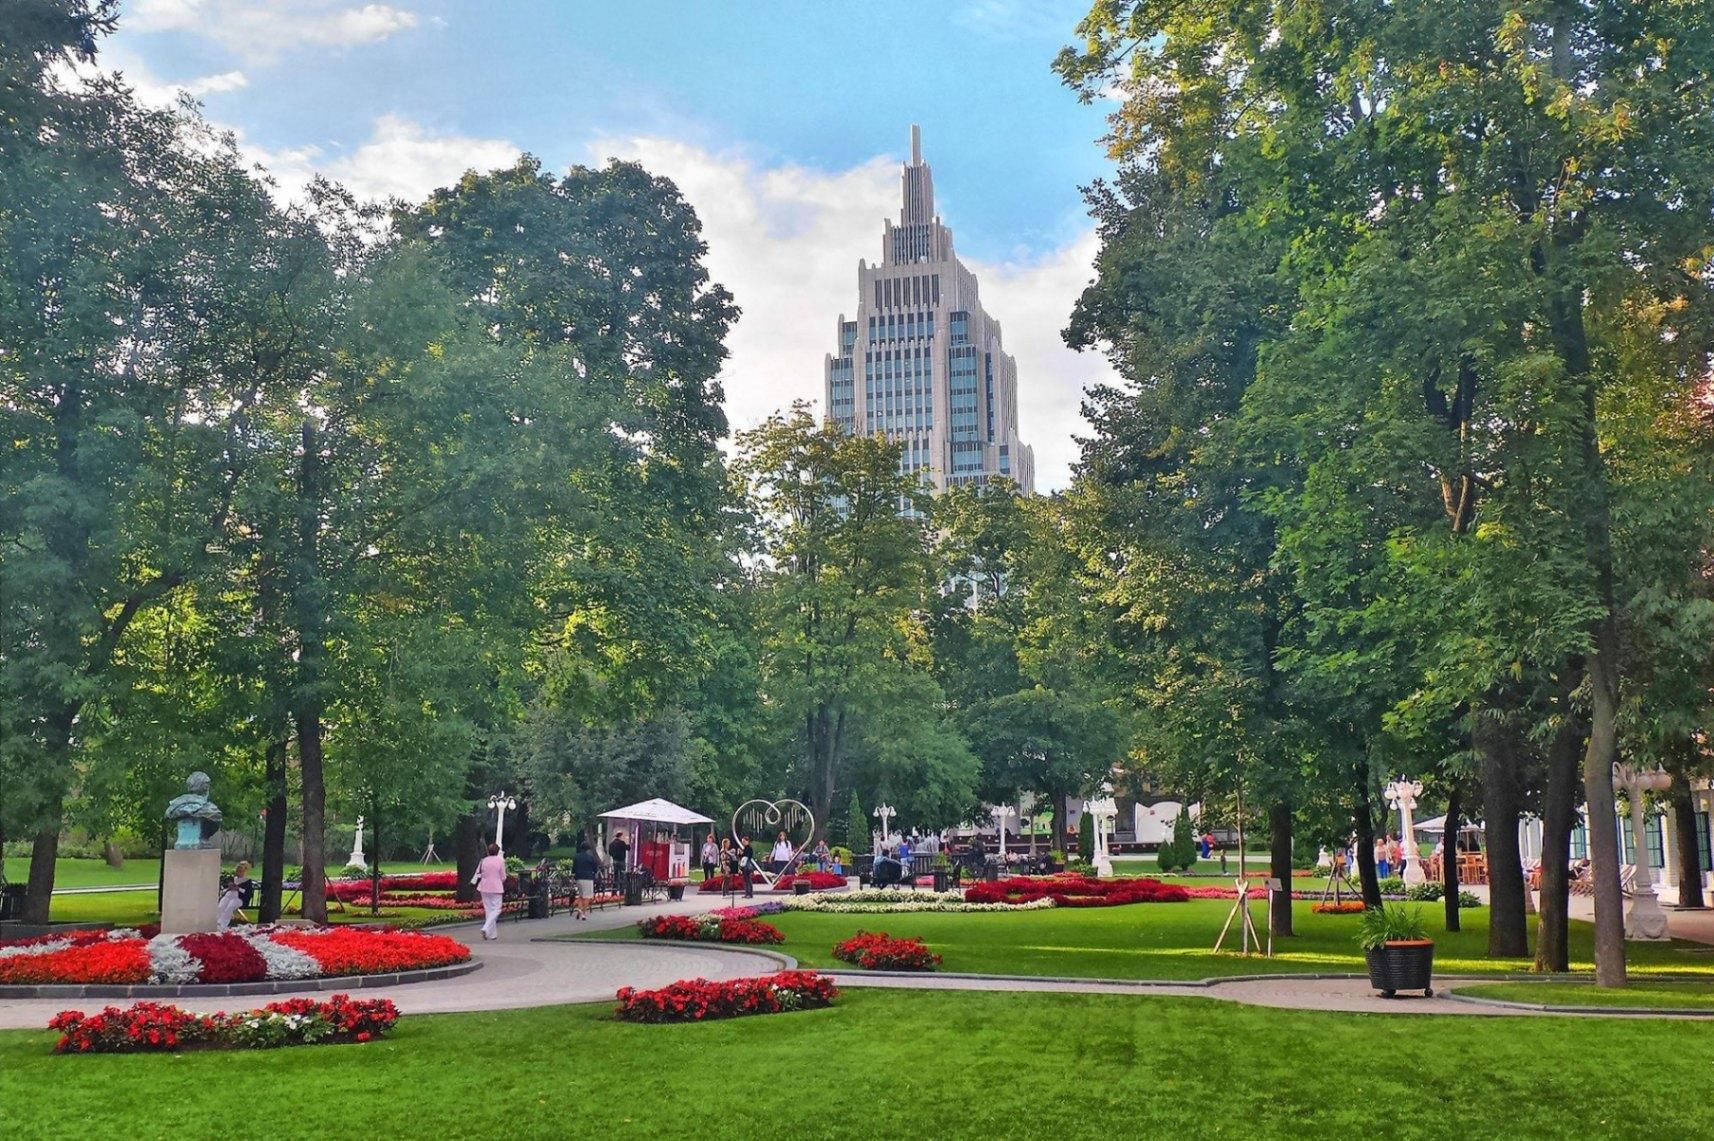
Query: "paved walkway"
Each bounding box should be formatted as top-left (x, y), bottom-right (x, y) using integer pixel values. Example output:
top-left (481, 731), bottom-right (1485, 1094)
top-left (0, 891), bottom-right (769, 1030)
top-left (7, 885), bottom-right (1710, 1029)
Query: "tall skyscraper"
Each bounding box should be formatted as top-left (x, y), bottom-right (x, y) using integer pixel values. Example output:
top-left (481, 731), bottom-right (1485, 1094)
top-left (824, 126), bottom-right (1035, 495)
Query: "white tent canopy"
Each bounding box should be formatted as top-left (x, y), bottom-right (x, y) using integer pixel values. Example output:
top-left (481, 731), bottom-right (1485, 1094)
top-left (597, 798), bottom-right (712, 827)
top-left (1414, 814), bottom-right (1485, 836)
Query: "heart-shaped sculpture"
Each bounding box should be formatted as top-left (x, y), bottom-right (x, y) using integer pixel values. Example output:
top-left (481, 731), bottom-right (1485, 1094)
top-left (731, 798), bottom-right (817, 854)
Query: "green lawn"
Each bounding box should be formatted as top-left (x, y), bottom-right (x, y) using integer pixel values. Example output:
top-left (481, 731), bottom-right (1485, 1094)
top-left (1455, 979), bottom-right (1714, 1011)
top-left (2, 858), bottom-right (161, 889)
top-left (581, 900), bottom-right (1714, 980)
top-left (1, 989), bottom-right (1707, 1138)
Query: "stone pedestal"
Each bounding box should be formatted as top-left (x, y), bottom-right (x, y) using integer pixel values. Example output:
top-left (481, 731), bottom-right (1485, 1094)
top-left (161, 847), bottom-right (221, 933)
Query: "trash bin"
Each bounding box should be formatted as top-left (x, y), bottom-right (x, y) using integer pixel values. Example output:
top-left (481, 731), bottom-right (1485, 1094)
top-left (528, 877), bottom-right (549, 919)
top-left (624, 872), bottom-right (644, 907)
top-left (0, 883), bottom-right (26, 921)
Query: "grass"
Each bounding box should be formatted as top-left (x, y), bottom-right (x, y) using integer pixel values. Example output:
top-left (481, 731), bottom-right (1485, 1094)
top-left (578, 899), bottom-right (1714, 980)
top-left (2, 858), bottom-right (162, 889)
top-left (1455, 979), bottom-right (1714, 1011)
top-left (2, 989), bottom-right (1709, 1138)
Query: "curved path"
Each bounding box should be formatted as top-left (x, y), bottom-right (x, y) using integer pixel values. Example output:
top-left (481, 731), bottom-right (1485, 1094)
top-left (5, 889), bottom-right (1705, 1027)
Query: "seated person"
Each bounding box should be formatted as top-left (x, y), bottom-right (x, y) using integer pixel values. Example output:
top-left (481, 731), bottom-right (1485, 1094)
top-left (871, 853), bottom-right (905, 888)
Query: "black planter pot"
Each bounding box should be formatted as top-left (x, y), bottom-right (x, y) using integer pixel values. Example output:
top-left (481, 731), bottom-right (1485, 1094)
top-left (984, 864), bottom-right (1000, 883)
top-left (667, 884), bottom-right (685, 901)
top-left (1364, 940), bottom-right (1435, 997)
top-left (794, 881), bottom-right (811, 895)
top-left (932, 870), bottom-right (950, 892)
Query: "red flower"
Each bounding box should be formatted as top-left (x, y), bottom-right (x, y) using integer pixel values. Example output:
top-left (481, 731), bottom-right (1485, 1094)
top-left (831, 931), bottom-right (942, 971)
top-left (963, 874), bottom-right (1191, 908)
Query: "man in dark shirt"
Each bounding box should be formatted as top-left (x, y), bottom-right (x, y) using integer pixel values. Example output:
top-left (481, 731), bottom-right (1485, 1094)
top-left (738, 835), bottom-right (756, 898)
top-left (607, 833), bottom-right (629, 873)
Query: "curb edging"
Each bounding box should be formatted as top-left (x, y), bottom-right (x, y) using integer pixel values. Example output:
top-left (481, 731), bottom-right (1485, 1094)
top-left (0, 959), bottom-right (482, 1001)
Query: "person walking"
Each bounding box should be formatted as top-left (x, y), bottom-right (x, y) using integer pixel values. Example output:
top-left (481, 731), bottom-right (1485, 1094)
top-left (738, 835), bottom-right (756, 898)
top-left (216, 861), bottom-right (255, 931)
top-left (770, 830), bottom-right (794, 871)
top-left (476, 843), bottom-right (508, 941)
top-left (700, 834), bottom-right (719, 883)
top-left (571, 838), bottom-right (599, 921)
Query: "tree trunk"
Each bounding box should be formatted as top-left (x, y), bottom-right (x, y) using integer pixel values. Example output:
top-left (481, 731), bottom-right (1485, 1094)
top-left (454, 811), bottom-right (484, 903)
top-left (1268, 799), bottom-right (1293, 937)
top-left (259, 739), bottom-right (288, 923)
top-left (1443, 786), bottom-right (1462, 933)
top-left (1581, 627), bottom-right (1627, 987)
top-left (293, 418), bottom-right (328, 926)
top-left (1052, 795), bottom-right (1069, 857)
top-left (1477, 715), bottom-right (1529, 958)
top-left (1534, 717), bottom-right (1583, 972)
top-left (1354, 777), bottom-right (1381, 908)
top-left (103, 842), bottom-right (124, 869)
top-left (1672, 780), bottom-right (1705, 910)
top-left (297, 710), bottom-right (327, 923)
top-left (22, 822), bottom-right (61, 925)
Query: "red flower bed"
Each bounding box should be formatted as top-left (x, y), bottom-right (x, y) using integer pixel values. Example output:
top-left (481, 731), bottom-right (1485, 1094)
top-left (771, 871), bottom-right (845, 891)
top-left (831, 931), bottom-right (941, 971)
top-left (1182, 886), bottom-right (1312, 901)
top-left (0, 940), bottom-right (151, 986)
top-left (964, 874), bottom-right (1190, 907)
top-left (697, 874), bottom-right (749, 893)
top-left (266, 928), bottom-right (471, 975)
top-left (49, 994), bottom-right (399, 1053)
top-left (636, 914), bottom-right (785, 944)
top-left (1311, 900), bottom-right (1367, 914)
top-left (176, 933), bottom-right (269, 984)
top-left (324, 872), bottom-right (459, 901)
top-left (614, 971), bottom-right (837, 1023)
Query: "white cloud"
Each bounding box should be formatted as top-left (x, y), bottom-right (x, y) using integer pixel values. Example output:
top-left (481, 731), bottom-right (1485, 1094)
top-left (128, 0), bottom-right (419, 62)
top-left (237, 114), bottom-right (518, 204)
top-left (588, 137), bottom-right (1110, 491)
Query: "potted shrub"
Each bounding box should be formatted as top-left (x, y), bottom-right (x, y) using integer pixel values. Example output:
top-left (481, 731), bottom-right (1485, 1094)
top-left (1358, 905), bottom-right (1434, 997)
top-left (1045, 849), bottom-right (1066, 875)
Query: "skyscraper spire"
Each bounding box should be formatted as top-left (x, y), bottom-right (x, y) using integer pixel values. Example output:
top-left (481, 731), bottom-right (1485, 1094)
top-left (822, 127), bottom-right (1036, 497)
top-left (900, 123), bottom-right (934, 230)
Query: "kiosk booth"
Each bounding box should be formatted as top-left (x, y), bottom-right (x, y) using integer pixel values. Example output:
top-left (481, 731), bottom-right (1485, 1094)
top-left (598, 798), bottom-right (712, 883)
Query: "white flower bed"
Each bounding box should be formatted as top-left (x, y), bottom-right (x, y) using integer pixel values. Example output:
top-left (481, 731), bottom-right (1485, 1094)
top-left (780, 888), bottom-right (1054, 914)
top-left (240, 930), bottom-right (321, 980)
top-left (146, 933), bottom-right (202, 984)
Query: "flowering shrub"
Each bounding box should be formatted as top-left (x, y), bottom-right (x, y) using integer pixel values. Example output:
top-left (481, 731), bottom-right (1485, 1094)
top-left (0, 940), bottom-right (151, 986)
top-left (323, 872), bottom-right (458, 901)
top-left (1, 926), bottom-right (468, 986)
top-left (49, 994), bottom-right (399, 1053)
top-left (614, 971), bottom-right (836, 1023)
top-left (781, 889), bottom-right (1054, 914)
top-left (831, 931), bottom-right (941, 971)
top-left (771, 871), bottom-right (845, 891)
top-left (964, 875), bottom-right (1190, 907)
top-left (636, 914), bottom-right (785, 945)
top-left (174, 933), bottom-right (269, 984)
top-left (708, 902), bottom-right (787, 920)
top-left (697, 874), bottom-right (750, 893)
top-left (1181, 886), bottom-right (1311, 901)
top-left (266, 927), bottom-right (471, 976)
top-left (1311, 901), bottom-right (1368, 914)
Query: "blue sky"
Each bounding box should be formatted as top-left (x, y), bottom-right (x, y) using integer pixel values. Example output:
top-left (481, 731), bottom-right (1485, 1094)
top-left (104, 0), bottom-right (1121, 488)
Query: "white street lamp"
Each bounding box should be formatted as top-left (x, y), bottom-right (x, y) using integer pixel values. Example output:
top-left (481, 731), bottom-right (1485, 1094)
top-left (1612, 763), bottom-right (1672, 940)
top-left (488, 791), bottom-right (518, 857)
top-left (993, 804), bottom-right (1016, 862)
top-left (872, 803), bottom-right (895, 854)
top-left (1385, 779), bottom-right (1425, 886)
top-left (1085, 793), bottom-right (1118, 877)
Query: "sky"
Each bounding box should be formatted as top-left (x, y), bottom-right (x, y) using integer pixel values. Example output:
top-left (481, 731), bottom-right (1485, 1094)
top-left (98, 0), bottom-right (1122, 490)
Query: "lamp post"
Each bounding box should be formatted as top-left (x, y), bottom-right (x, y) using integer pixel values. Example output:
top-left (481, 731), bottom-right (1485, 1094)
top-left (1085, 794), bottom-right (1118, 877)
top-left (1385, 778), bottom-right (1425, 886)
top-left (488, 791), bottom-right (517, 857)
top-left (993, 804), bottom-right (1016, 862)
top-left (872, 803), bottom-right (895, 854)
top-left (1613, 763), bottom-right (1672, 940)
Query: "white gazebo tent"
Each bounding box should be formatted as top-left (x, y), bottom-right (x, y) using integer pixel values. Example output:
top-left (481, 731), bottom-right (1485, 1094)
top-left (598, 798), bottom-right (712, 881)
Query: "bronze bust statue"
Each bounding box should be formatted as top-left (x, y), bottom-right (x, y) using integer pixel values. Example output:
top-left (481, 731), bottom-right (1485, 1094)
top-left (164, 771), bottom-right (223, 849)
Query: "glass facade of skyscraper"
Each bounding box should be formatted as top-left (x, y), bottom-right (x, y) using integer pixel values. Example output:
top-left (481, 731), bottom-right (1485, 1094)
top-left (823, 126), bottom-right (1036, 495)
